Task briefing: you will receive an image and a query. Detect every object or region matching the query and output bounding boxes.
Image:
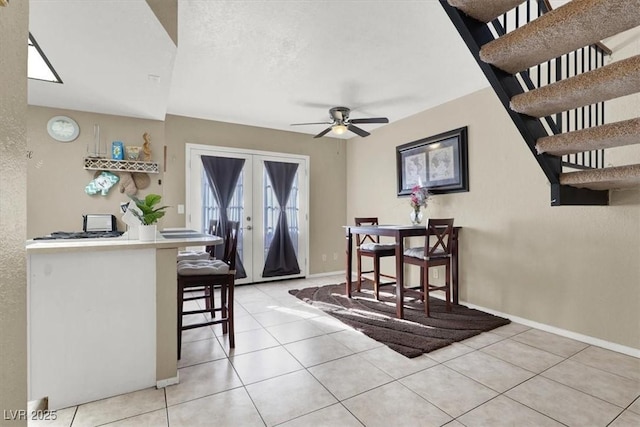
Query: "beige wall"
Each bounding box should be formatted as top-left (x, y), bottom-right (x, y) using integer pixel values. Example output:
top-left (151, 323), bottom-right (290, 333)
top-left (26, 110), bottom-right (348, 274)
top-left (1, 0), bottom-right (28, 424)
top-left (164, 114), bottom-right (347, 274)
top-left (347, 87), bottom-right (640, 350)
top-left (27, 106), bottom-right (165, 238)
top-left (26, 90), bottom-right (639, 350)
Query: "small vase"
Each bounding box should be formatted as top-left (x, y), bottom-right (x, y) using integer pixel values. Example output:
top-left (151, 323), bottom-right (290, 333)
top-left (138, 224), bottom-right (157, 241)
top-left (410, 209), bottom-right (423, 225)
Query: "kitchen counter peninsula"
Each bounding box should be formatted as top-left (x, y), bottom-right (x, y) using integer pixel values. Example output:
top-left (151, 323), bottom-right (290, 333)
top-left (26, 230), bottom-right (222, 410)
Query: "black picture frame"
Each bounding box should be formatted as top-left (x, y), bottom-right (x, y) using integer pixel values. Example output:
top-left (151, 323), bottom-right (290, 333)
top-left (396, 126), bottom-right (468, 196)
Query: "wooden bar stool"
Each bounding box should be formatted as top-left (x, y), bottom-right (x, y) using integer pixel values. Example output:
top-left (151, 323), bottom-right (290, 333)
top-left (402, 218), bottom-right (454, 317)
top-left (354, 217), bottom-right (397, 299)
top-left (177, 221), bottom-right (216, 314)
top-left (176, 221), bottom-right (238, 359)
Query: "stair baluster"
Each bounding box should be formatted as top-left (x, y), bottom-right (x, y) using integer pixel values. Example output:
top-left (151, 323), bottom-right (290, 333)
top-left (441, 0), bottom-right (640, 205)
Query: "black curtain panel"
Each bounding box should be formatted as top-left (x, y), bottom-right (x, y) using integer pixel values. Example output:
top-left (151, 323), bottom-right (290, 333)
top-left (201, 155), bottom-right (246, 279)
top-left (262, 161), bottom-right (301, 277)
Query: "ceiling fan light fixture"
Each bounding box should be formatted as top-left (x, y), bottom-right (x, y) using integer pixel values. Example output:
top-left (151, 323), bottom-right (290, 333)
top-left (332, 124), bottom-right (347, 135)
top-left (293, 107), bottom-right (389, 139)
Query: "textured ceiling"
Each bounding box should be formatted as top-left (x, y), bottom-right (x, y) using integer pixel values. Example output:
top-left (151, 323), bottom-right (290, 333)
top-left (28, 0), bottom-right (513, 139)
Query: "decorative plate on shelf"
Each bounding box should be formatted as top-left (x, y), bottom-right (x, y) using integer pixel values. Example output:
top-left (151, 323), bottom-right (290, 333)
top-left (47, 116), bottom-right (80, 142)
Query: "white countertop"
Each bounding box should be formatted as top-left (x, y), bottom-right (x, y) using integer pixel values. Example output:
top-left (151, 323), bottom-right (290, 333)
top-left (26, 230), bottom-right (222, 254)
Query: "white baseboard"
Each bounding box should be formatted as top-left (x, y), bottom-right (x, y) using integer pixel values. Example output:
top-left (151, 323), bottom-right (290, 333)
top-left (462, 299), bottom-right (640, 358)
top-left (304, 273), bottom-right (639, 358)
top-left (156, 373), bottom-right (179, 388)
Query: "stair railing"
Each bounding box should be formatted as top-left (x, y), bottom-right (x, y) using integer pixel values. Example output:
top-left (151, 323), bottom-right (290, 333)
top-left (439, 0), bottom-right (611, 204)
top-left (490, 0), bottom-right (611, 170)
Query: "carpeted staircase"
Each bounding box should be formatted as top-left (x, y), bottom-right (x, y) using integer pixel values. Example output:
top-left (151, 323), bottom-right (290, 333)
top-left (442, 0), bottom-right (640, 205)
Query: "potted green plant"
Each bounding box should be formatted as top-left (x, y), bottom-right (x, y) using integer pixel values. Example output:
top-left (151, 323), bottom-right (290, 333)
top-left (130, 193), bottom-right (169, 241)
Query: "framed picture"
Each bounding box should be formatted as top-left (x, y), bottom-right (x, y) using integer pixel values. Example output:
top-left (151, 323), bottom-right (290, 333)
top-left (396, 126), bottom-right (468, 195)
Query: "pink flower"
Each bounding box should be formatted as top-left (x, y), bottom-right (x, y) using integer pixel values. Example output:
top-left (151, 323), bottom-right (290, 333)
top-left (409, 186), bottom-right (430, 210)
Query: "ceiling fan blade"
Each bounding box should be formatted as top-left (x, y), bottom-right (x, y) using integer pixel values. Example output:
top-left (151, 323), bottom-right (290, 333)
top-left (349, 117), bottom-right (389, 124)
top-left (348, 124), bottom-right (370, 138)
top-left (290, 121), bottom-right (332, 126)
top-left (313, 127), bottom-right (333, 139)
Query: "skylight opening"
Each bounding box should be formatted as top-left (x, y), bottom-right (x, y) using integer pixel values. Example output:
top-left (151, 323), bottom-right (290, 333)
top-left (28, 33), bottom-right (62, 83)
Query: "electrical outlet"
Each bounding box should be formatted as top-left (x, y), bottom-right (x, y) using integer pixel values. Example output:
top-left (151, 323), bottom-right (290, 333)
top-left (322, 254), bottom-right (327, 262)
top-left (177, 204), bottom-right (185, 214)
top-left (333, 252), bottom-right (338, 261)
top-left (433, 269), bottom-right (439, 279)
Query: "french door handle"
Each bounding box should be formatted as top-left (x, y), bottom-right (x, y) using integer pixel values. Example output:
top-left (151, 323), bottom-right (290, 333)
top-left (245, 225), bottom-right (253, 230)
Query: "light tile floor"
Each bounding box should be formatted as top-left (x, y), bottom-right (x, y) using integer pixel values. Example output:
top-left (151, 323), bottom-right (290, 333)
top-left (31, 274), bottom-right (640, 427)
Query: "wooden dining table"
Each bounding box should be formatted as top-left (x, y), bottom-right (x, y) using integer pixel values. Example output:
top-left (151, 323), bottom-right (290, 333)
top-left (344, 224), bottom-right (461, 319)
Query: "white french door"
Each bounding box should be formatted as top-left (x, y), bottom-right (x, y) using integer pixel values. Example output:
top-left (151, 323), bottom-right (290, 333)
top-left (186, 144), bottom-right (309, 284)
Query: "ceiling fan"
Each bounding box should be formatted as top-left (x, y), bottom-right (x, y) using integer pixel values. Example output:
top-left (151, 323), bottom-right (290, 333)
top-left (291, 106), bottom-right (389, 138)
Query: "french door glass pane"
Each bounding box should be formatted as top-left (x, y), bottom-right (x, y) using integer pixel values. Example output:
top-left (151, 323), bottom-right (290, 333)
top-left (201, 168), bottom-right (245, 261)
top-left (263, 168), bottom-right (300, 260)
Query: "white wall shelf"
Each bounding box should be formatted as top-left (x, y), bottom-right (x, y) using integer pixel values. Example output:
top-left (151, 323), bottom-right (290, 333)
top-left (84, 157), bottom-right (159, 174)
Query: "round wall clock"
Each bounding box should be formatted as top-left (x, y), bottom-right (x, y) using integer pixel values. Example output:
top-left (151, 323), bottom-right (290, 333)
top-left (47, 116), bottom-right (80, 142)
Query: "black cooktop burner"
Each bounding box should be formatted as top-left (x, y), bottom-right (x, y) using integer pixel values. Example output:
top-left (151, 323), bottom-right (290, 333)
top-left (33, 231), bottom-right (124, 240)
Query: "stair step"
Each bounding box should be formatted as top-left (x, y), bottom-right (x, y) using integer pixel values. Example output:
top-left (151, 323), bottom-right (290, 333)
top-left (511, 55), bottom-right (640, 117)
top-left (537, 118), bottom-right (640, 156)
top-left (560, 164), bottom-right (640, 191)
top-left (479, 0), bottom-right (640, 74)
top-left (447, 0), bottom-right (526, 23)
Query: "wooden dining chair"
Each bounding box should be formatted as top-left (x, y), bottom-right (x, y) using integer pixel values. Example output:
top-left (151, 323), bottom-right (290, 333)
top-left (176, 220), bottom-right (238, 359)
top-left (402, 218), bottom-right (454, 317)
top-left (354, 217), bottom-right (397, 300)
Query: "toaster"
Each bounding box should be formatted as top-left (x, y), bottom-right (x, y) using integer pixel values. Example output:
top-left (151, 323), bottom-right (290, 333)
top-left (83, 214), bottom-right (117, 232)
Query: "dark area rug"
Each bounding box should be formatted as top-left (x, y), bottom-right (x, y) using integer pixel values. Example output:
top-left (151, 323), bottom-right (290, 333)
top-left (288, 280), bottom-right (510, 358)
